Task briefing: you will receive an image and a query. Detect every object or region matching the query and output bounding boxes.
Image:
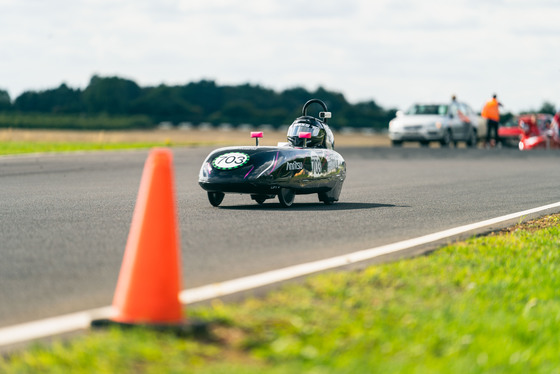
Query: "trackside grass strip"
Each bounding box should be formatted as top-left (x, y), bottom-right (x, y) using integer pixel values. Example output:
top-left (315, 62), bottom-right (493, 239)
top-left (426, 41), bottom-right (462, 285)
top-left (2, 215), bottom-right (560, 373)
top-left (0, 141), bottom-right (203, 155)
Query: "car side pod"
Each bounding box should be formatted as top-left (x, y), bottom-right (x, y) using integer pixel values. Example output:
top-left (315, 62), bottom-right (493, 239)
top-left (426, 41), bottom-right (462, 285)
top-left (276, 131), bottom-right (315, 207)
top-left (251, 131), bottom-right (263, 146)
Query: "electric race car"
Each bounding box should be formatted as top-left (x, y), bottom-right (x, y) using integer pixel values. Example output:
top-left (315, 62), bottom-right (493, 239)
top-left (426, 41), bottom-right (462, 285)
top-left (198, 99), bottom-right (346, 207)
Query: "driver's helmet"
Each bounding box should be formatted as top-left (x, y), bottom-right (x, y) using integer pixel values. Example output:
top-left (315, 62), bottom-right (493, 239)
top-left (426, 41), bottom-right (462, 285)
top-left (287, 116), bottom-right (334, 149)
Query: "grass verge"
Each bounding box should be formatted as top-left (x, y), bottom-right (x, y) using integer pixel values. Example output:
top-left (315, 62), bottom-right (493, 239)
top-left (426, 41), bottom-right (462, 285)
top-left (2, 216), bottom-right (560, 373)
top-left (0, 129), bottom-right (255, 155)
top-left (0, 128), bottom-right (391, 156)
top-left (0, 141), bottom-right (183, 155)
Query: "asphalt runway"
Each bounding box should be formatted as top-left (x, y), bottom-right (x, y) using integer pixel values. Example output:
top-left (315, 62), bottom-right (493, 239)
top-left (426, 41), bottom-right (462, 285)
top-left (1, 147), bottom-right (560, 328)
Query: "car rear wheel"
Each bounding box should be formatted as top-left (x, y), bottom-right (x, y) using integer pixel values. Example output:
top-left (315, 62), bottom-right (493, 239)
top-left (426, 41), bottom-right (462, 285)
top-left (318, 192), bottom-right (335, 205)
top-left (391, 140), bottom-right (403, 147)
top-left (207, 192), bottom-right (225, 207)
top-left (278, 188), bottom-right (295, 207)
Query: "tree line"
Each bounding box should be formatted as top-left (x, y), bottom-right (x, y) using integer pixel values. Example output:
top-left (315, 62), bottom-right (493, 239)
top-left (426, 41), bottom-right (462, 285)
top-left (0, 76), bottom-right (396, 131)
top-left (1, 75), bottom-right (556, 131)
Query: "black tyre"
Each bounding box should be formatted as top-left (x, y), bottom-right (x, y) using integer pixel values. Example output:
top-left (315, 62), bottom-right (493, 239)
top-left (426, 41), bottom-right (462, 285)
top-left (440, 130), bottom-right (452, 147)
top-left (465, 128), bottom-right (477, 148)
top-left (278, 188), bottom-right (295, 207)
top-left (252, 195), bottom-right (267, 205)
top-left (207, 191), bottom-right (225, 207)
top-left (318, 192), bottom-right (335, 205)
top-left (392, 140), bottom-right (403, 147)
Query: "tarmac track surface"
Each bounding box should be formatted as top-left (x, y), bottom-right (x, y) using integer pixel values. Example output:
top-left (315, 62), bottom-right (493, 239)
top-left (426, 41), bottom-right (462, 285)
top-left (1, 147), bottom-right (560, 328)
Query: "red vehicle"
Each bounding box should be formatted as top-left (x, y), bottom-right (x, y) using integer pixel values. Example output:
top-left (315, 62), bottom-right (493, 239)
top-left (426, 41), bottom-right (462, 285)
top-left (517, 113), bottom-right (560, 150)
top-left (498, 120), bottom-right (523, 147)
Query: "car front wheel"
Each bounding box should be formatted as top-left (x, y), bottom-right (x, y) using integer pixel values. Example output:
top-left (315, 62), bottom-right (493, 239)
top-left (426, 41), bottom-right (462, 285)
top-left (208, 192), bottom-right (225, 207)
top-left (440, 130), bottom-right (452, 147)
top-left (465, 128), bottom-right (478, 147)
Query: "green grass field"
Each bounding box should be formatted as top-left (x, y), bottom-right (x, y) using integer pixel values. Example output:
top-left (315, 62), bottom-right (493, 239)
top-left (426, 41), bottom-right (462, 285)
top-left (2, 215), bottom-right (560, 373)
top-left (0, 128), bottom-right (390, 156)
top-left (0, 141), bottom-right (169, 155)
top-left (0, 129), bottom-right (253, 155)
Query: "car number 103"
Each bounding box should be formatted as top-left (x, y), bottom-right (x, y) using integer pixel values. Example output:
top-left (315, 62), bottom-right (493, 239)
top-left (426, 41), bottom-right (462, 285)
top-left (212, 152), bottom-right (250, 170)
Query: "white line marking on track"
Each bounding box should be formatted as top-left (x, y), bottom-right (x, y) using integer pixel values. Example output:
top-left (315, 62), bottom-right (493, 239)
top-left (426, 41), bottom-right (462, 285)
top-left (0, 307), bottom-right (115, 348)
top-left (1, 201), bottom-right (560, 348)
top-left (180, 201), bottom-right (560, 303)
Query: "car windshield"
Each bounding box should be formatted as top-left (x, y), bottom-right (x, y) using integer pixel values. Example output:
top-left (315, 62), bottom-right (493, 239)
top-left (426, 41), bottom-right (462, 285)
top-left (406, 104), bottom-right (448, 116)
top-left (287, 124), bottom-right (321, 137)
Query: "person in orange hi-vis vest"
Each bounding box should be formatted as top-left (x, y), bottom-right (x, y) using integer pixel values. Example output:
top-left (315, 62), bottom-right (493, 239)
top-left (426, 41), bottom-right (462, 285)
top-left (481, 94), bottom-right (503, 147)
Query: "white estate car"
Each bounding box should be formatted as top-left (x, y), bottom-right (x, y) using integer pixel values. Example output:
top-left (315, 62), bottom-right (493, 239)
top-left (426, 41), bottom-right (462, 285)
top-left (388, 102), bottom-right (484, 147)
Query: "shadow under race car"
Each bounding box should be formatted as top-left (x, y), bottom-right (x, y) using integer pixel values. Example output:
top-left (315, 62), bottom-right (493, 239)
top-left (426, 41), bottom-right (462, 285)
top-left (198, 99), bottom-right (346, 207)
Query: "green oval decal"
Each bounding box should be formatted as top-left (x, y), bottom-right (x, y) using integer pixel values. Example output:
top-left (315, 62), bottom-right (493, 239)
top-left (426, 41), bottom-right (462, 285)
top-left (212, 152), bottom-right (250, 170)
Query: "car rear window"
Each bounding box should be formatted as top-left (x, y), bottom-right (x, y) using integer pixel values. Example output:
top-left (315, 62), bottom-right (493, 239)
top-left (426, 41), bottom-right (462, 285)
top-left (406, 104), bottom-right (448, 115)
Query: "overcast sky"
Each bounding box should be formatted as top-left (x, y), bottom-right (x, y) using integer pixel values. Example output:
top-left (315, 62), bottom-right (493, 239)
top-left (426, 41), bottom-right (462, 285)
top-left (1, 0), bottom-right (559, 113)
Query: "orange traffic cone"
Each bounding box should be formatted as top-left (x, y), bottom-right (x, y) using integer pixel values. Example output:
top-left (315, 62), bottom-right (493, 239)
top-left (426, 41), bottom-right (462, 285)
top-left (95, 148), bottom-right (184, 327)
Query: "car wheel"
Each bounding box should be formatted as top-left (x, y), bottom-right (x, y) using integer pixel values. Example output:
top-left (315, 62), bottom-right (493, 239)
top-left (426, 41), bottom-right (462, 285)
top-left (440, 130), bottom-right (452, 147)
top-left (278, 188), bottom-right (295, 207)
top-left (391, 140), bottom-right (403, 147)
top-left (252, 195), bottom-right (267, 205)
top-left (207, 192), bottom-right (225, 207)
top-left (318, 192), bottom-right (335, 205)
top-left (466, 129), bottom-right (477, 148)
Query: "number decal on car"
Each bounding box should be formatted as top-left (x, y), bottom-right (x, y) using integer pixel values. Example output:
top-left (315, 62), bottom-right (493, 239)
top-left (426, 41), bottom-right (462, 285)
top-left (212, 152), bottom-right (250, 170)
